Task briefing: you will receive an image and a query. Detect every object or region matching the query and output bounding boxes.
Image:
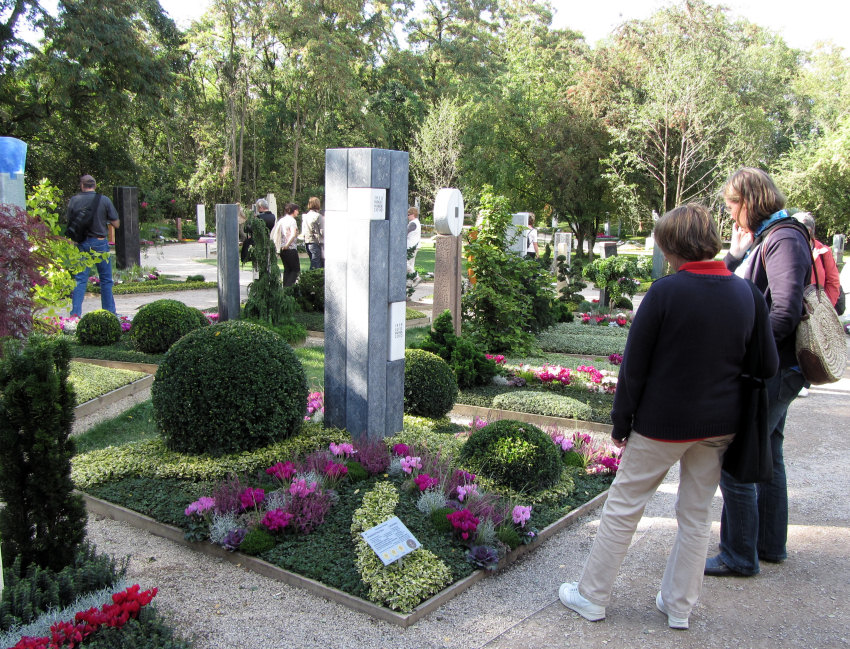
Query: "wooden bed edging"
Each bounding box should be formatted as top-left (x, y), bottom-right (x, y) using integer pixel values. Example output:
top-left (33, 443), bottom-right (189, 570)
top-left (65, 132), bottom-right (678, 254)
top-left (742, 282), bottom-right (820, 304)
top-left (72, 359), bottom-right (156, 419)
top-left (449, 404), bottom-right (614, 436)
top-left (80, 488), bottom-right (607, 627)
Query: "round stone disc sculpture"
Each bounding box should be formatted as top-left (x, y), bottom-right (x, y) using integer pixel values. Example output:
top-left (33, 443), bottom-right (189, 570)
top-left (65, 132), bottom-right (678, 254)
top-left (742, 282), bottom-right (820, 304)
top-left (433, 188), bottom-right (464, 236)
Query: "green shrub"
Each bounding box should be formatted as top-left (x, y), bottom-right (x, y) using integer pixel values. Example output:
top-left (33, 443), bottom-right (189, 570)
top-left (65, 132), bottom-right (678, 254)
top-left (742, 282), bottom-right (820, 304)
top-left (186, 274), bottom-right (205, 282)
top-left (537, 322), bottom-right (627, 355)
top-left (491, 391), bottom-right (592, 420)
top-left (0, 336), bottom-right (88, 572)
top-left (239, 528), bottom-right (276, 556)
top-left (292, 268), bottom-right (324, 312)
top-left (76, 310), bottom-right (122, 346)
top-left (0, 542), bottom-right (126, 632)
top-left (563, 451), bottom-right (585, 467)
top-left (129, 299), bottom-right (208, 353)
top-left (613, 296), bottom-right (633, 310)
top-left (80, 607), bottom-right (194, 649)
top-left (412, 311), bottom-right (497, 388)
top-left (68, 362), bottom-right (146, 405)
top-left (496, 523), bottom-right (522, 550)
top-left (152, 321), bottom-right (308, 456)
top-left (345, 460), bottom-right (369, 482)
top-left (404, 349), bottom-right (458, 418)
top-left (431, 507), bottom-right (455, 532)
top-left (458, 420), bottom-right (562, 492)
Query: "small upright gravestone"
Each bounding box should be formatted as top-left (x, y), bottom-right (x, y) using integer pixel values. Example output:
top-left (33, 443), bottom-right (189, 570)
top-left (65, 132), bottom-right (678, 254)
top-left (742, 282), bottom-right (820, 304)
top-left (432, 188), bottom-right (464, 336)
top-left (324, 147), bottom-right (408, 440)
top-left (113, 186), bottom-right (140, 270)
top-left (197, 204), bottom-right (206, 235)
top-left (833, 234), bottom-right (844, 265)
top-left (507, 212), bottom-right (530, 255)
top-left (215, 204), bottom-right (240, 321)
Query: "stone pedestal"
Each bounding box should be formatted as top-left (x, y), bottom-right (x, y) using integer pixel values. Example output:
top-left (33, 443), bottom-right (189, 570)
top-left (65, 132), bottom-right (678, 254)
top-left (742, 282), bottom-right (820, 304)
top-left (215, 204), bottom-right (241, 321)
top-left (176, 217), bottom-right (183, 240)
top-left (113, 186), bottom-right (140, 270)
top-left (433, 234), bottom-right (463, 335)
top-left (324, 148), bottom-right (408, 440)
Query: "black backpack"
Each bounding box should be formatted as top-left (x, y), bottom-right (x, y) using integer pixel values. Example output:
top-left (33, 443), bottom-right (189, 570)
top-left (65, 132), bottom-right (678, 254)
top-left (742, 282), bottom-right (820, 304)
top-left (65, 192), bottom-right (103, 243)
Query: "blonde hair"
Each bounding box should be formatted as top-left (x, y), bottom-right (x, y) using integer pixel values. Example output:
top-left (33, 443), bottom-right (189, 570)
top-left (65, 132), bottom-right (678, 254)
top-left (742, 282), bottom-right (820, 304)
top-left (654, 203), bottom-right (721, 262)
top-left (722, 168), bottom-right (785, 231)
top-left (307, 196), bottom-right (321, 211)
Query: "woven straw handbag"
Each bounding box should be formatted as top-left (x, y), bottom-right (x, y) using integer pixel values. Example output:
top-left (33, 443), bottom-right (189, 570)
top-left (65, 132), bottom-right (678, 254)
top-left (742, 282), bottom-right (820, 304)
top-left (796, 283), bottom-right (847, 384)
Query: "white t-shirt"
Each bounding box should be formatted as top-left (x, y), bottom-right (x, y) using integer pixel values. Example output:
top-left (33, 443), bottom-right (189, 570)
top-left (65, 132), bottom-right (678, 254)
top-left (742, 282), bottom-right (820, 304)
top-left (527, 227), bottom-right (538, 253)
top-left (407, 218), bottom-right (421, 249)
top-left (271, 214), bottom-right (299, 252)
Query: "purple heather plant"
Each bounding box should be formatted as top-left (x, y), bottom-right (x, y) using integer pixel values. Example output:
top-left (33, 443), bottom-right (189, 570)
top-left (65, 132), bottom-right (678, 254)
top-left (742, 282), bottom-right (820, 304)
top-left (213, 474), bottom-right (245, 514)
top-left (352, 437), bottom-right (391, 475)
top-left (286, 487), bottom-right (334, 534)
top-left (239, 487), bottom-right (265, 510)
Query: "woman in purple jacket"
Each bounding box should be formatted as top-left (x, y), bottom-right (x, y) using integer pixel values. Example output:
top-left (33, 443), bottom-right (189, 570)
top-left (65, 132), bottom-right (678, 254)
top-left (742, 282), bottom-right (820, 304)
top-left (559, 204), bottom-right (778, 629)
top-left (705, 168), bottom-right (811, 578)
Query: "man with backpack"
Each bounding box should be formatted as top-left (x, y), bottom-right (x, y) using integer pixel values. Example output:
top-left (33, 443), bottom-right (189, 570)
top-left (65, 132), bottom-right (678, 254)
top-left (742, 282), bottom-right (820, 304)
top-left (66, 174), bottom-right (120, 317)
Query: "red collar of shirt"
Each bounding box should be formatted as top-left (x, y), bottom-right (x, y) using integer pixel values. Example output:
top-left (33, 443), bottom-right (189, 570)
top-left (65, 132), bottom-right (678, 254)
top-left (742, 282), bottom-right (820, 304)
top-left (678, 260), bottom-right (732, 276)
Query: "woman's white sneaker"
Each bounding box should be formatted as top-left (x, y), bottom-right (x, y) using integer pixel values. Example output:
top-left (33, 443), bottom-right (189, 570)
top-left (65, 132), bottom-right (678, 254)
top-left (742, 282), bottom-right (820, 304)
top-left (656, 591), bottom-right (689, 629)
top-left (559, 582), bottom-right (605, 621)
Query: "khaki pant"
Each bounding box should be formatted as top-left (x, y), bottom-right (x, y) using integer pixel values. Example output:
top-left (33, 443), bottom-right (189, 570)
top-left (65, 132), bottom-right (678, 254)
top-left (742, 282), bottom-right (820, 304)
top-left (578, 432), bottom-right (733, 618)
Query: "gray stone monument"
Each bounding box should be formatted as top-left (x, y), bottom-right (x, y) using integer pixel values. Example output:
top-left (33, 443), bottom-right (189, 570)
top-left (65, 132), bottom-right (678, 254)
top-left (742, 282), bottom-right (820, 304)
top-left (324, 147), bottom-right (408, 440)
top-left (508, 212), bottom-right (530, 255)
top-left (0, 136), bottom-right (26, 209)
top-left (197, 204), bottom-right (206, 235)
top-left (833, 233), bottom-right (844, 265)
top-left (113, 186), bottom-right (140, 270)
top-left (651, 240), bottom-right (666, 280)
top-left (552, 231), bottom-right (572, 270)
top-left (215, 204), bottom-right (240, 321)
top-left (432, 188), bottom-right (464, 336)
top-left (266, 193), bottom-right (278, 217)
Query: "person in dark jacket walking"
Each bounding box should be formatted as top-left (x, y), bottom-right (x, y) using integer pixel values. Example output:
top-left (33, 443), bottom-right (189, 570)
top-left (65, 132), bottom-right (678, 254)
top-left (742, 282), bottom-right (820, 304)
top-left (705, 168), bottom-right (811, 578)
top-left (559, 204), bottom-right (777, 629)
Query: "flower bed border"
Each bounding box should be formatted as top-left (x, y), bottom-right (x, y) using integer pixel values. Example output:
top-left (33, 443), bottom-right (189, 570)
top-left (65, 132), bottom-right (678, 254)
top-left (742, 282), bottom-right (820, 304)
top-left (449, 404), bottom-right (614, 436)
top-left (80, 486), bottom-right (608, 627)
top-left (72, 359), bottom-right (157, 419)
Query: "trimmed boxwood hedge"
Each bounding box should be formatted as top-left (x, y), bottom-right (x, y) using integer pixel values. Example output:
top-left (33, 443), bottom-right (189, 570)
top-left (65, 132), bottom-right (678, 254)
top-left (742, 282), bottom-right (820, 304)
top-left (537, 322), bottom-right (628, 355)
top-left (458, 419), bottom-right (562, 491)
top-left (151, 321), bottom-right (308, 456)
top-left (403, 349), bottom-right (458, 418)
top-left (491, 390), bottom-right (593, 421)
top-left (129, 299), bottom-right (208, 354)
top-left (76, 310), bottom-right (122, 346)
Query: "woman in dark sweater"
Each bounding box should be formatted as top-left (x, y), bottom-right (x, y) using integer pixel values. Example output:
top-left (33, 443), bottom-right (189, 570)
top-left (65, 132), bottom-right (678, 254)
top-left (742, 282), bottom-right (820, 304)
top-left (705, 168), bottom-right (811, 578)
top-left (559, 204), bottom-right (777, 629)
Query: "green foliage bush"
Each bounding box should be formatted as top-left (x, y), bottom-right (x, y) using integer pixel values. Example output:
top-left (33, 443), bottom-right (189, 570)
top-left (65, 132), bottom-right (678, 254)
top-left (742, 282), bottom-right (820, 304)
top-left (491, 391), bottom-right (592, 420)
top-left (431, 507), bottom-right (455, 533)
top-left (404, 349), bottom-right (458, 418)
top-left (582, 255), bottom-right (650, 307)
top-left (412, 311), bottom-right (497, 388)
top-left (496, 523), bottom-right (522, 550)
top-left (243, 213), bottom-right (300, 328)
top-left (76, 310), bottom-right (122, 346)
top-left (68, 362), bottom-right (146, 405)
top-left (239, 528), bottom-right (276, 556)
top-left (537, 322), bottom-right (627, 355)
top-left (152, 321), bottom-right (308, 455)
top-left (129, 299), bottom-right (208, 353)
top-left (0, 542), bottom-right (126, 632)
top-left (345, 460), bottom-right (369, 482)
top-left (0, 336), bottom-right (88, 572)
top-left (186, 274), bottom-right (205, 282)
top-left (292, 268), bottom-right (325, 312)
top-left (80, 607), bottom-right (194, 649)
top-left (458, 420), bottom-right (562, 492)
top-left (613, 296), bottom-right (633, 310)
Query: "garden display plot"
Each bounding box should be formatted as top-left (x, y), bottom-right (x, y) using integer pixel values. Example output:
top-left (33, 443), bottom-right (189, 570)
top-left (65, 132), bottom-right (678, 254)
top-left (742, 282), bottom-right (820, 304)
top-left (72, 414), bottom-right (616, 625)
top-left (69, 359), bottom-right (154, 418)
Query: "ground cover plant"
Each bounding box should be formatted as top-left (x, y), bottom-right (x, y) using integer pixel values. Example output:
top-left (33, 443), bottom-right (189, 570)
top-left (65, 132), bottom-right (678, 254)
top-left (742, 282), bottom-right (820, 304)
top-left (67, 362), bottom-right (147, 405)
top-left (71, 410), bottom-right (616, 614)
top-left (536, 321), bottom-right (629, 356)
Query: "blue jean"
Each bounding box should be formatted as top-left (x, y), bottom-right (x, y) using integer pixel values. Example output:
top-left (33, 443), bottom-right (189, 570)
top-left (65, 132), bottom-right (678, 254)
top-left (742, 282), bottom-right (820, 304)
top-left (306, 242), bottom-right (324, 269)
top-left (717, 367), bottom-right (805, 574)
top-left (70, 237), bottom-right (115, 316)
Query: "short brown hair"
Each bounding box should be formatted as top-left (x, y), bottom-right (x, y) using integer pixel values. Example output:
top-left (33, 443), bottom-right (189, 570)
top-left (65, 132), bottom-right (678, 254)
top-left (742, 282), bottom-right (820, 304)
top-left (654, 203), bottom-right (721, 262)
top-left (722, 167), bottom-right (785, 231)
top-left (80, 174), bottom-right (96, 189)
top-left (307, 196), bottom-right (321, 211)
top-left (283, 202), bottom-right (300, 215)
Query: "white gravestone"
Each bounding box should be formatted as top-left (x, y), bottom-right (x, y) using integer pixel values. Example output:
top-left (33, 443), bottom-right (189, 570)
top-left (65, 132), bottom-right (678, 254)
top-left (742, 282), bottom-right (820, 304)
top-left (196, 204), bottom-right (206, 235)
top-left (433, 188), bottom-right (463, 236)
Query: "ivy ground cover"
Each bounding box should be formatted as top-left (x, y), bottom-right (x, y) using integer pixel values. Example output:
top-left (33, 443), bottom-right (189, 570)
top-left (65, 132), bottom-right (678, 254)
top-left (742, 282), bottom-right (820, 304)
top-left (72, 409), bottom-right (614, 614)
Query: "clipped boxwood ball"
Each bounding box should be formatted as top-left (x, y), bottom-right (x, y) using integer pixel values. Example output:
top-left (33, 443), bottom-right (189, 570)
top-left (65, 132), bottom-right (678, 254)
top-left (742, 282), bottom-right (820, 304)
top-left (76, 309), bottom-right (122, 346)
top-left (404, 349), bottom-right (458, 419)
top-left (129, 299), bottom-right (208, 353)
top-left (152, 320), bottom-right (308, 455)
top-left (458, 420), bottom-right (562, 491)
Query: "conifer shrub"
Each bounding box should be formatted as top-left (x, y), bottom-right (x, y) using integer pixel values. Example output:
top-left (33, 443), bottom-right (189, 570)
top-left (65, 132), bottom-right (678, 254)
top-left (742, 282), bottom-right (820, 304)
top-left (152, 321), bottom-right (308, 455)
top-left (128, 299), bottom-right (207, 353)
top-left (431, 507), bottom-right (455, 532)
top-left (458, 420), bottom-right (562, 492)
top-left (76, 309), bottom-right (122, 346)
top-left (243, 213), bottom-right (298, 326)
top-left (403, 349), bottom-right (458, 418)
top-left (0, 336), bottom-right (88, 572)
top-left (292, 268), bottom-right (325, 312)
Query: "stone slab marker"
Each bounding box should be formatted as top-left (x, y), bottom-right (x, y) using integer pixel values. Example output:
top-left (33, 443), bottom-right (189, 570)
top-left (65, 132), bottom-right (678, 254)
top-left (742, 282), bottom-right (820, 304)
top-left (324, 147), bottom-right (408, 440)
top-left (197, 204), bottom-right (206, 235)
top-left (833, 234), bottom-right (844, 265)
top-left (113, 186), bottom-right (140, 270)
top-left (508, 212), bottom-right (530, 255)
top-left (432, 188), bottom-right (464, 336)
top-left (215, 204), bottom-right (241, 321)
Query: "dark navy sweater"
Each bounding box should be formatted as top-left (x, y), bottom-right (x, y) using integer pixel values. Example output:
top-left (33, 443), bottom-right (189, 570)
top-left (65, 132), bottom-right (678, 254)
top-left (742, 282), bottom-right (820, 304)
top-left (610, 261), bottom-right (779, 442)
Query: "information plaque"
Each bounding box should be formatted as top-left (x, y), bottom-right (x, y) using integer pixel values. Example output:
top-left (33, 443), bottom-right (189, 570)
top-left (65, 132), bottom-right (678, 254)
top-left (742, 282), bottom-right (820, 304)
top-left (360, 516), bottom-right (421, 565)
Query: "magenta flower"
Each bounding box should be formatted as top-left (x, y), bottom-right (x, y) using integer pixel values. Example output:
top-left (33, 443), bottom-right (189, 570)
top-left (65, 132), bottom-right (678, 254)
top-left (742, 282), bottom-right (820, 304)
top-left (447, 508), bottom-right (479, 541)
top-left (184, 496), bottom-right (215, 517)
top-left (414, 473), bottom-right (440, 491)
top-left (456, 484), bottom-right (479, 502)
top-left (392, 443), bottom-right (409, 456)
top-left (608, 353), bottom-right (624, 365)
top-left (239, 487), bottom-right (265, 509)
top-left (262, 508), bottom-right (293, 531)
top-left (512, 505), bottom-right (532, 527)
top-left (289, 478), bottom-right (318, 498)
top-left (323, 461), bottom-right (348, 479)
top-left (266, 461), bottom-right (297, 481)
top-left (329, 442), bottom-right (354, 458)
top-left (400, 455), bottom-right (422, 474)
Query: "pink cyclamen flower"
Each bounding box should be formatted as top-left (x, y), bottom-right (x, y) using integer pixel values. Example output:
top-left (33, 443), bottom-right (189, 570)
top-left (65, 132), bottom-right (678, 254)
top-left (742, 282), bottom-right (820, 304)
top-left (456, 483), bottom-right (479, 502)
top-left (392, 443), bottom-right (409, 456)
top-left (414, 473), bottom-right (440, 491)
top-left (324, 461), bottom-right (348, 479)
top-left (400, 455), bottom-right (422, 474)
top-left (447, 508), bottom-right (479, 540)
top-left (266, 461), bottom-right (296, 481)
top-left (239, 487), bottom-right (265, 509)
top-left (329, 442), bottom-right (354, 458)
top-left (184, 496), bottom-right (215, 517)
top-left (289, 478), bottom-right (318, 498)
top-left (262, 509), bottom-right (293, 531)
top-left (512, 505), bottom-right (532, 527)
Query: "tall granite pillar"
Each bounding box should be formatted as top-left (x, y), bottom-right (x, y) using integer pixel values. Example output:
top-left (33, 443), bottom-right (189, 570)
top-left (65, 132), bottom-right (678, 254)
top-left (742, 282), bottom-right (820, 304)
top-left (324, 148), bottom-right (408, 440)
top-left (432, 188), bottom-right (464, 336)
top-left (113, 186), bottom-right (140, 269)
top-left (215, 204), bottom-right (240, 321)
